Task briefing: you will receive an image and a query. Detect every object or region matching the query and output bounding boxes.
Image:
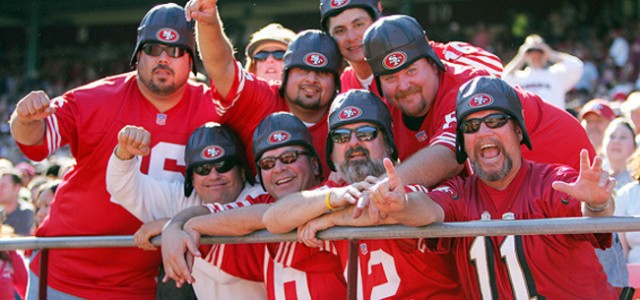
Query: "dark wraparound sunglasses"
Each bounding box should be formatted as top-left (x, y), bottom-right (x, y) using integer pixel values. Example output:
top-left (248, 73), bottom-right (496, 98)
top-left (459, 113), bottom-right (512, 134)
top-left (142, 43), bottom-right (187, 58)
top-left (330, 125), bottom-right (380, 144)
top-left (253, 50), bottom-right (285, 61)
top-left (193, 159), bottom-right (237, 176)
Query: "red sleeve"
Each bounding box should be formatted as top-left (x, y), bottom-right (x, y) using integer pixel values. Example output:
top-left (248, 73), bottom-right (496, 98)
top-left (9, 251), bottom-right (27, 299)
top-left (431, 41), bottom-right (504, 77)
top-left (17, 93), bottom-right (77, 161)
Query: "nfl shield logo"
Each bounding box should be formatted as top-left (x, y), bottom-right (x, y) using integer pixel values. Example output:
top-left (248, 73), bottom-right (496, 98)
top-left (156, 114), bottom-right (167, 126)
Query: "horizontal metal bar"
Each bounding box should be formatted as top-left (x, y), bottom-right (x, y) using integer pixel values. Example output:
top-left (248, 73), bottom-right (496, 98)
top-left (1, 216), bottom-right (640, 251)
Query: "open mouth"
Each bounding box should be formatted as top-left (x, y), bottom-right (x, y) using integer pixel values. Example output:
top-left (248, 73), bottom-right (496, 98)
top-left (479, 143), bottom-right (501, 162)
top-left (275, 177), bottom-right (295, 185)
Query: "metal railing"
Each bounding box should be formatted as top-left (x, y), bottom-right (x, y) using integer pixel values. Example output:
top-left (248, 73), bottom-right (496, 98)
top-left (2, 216), bottom-right (640, 299)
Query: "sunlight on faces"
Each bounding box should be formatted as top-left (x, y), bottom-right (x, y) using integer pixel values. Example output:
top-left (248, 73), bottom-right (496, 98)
top-left (252, 41), bottom-right (287, 83)
top-left (332, 122), bottom-right (389, 183)
top-left (285, 68), bottom-right (336, 111)
top-left (463, 110), bottom-right (523, 182)
top-left (604, 122), bottom-right (637, 164)
top-left (192, 163), bottom-right (245, 204)
top-left (260, 145), bottom-right (319, 200)
top-left (328, 8), bottom-right (373, 63)
top-left (136, 45), bottom-right (191, 96)
top-left (36, 188), bottom-right (54, 227)
top-left (380, 59), bottom-right (440, 117)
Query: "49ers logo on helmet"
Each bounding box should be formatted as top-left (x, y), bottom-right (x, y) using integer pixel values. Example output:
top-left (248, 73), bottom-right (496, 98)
top-left (156, 28), bottom-right (180, 43)
top-left (330, 0), bottom-right (351, 8)
top-left (382, 51), bottom-right (407, 70)
top-left (338, 106), bottom-right (362, 120)
top-left (303, 53), bottom-right (328, 67)
top-left (201, 146), bottom-right (224, 160)
top-left (467, 93), bottom-right (494, 107)
top-left (268, 131), bottom-right (291, 144)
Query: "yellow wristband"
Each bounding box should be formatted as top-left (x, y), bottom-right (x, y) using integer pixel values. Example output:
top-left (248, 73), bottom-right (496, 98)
top-left (325, 191), bottom-right (336, 211)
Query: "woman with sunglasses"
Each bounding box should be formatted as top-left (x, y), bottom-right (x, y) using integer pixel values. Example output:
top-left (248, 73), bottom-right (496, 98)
top-left (243, 23), bottom-right (296, 84)
top-left (106, 122), bottom-right (269, 299)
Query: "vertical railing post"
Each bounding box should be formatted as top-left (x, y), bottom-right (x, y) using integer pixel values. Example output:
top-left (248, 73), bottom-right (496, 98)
top-left (38, 249), bottom-right (48, 300)
top-left (347, 239), bottom-right (358, 300)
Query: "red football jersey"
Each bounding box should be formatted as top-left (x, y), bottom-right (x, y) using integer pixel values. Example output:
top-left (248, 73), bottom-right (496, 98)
top-left (320, 181), bottom-right (464, 299)
top-left (17, 72), bottom-right (220, 299)
top-left (211, 62), bottom-right (330, 178)
top-left (429, 160), bottom-right (616, 300)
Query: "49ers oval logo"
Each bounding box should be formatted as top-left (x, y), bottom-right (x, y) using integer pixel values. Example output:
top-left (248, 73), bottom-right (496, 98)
top-left (330, 0), bottom-right (351, 8)
top-left (338, 106), bottom-right (362, 120)
top-left (268, 131), bottom-right (291, 144)
top-left (382, 51), bottom-right (407, 70)
top-left (303, 53), bottom-right (328, 67)
top-left (201, 145), bottom-right (224, 160)
top-left (156, 28), bottom-right (180, 43)
top-left (467, 93), bottom-right (494, 108)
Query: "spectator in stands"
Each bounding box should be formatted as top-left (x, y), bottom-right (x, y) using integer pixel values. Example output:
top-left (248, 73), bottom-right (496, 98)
top-left (0, 169), bottom-right (33, 236)
top-left (0, 211), bottom-right (27, 300)
top-left (503, 34), bottom-right (584, 109)
top-left (580, 98), bottom-right (618, 155)
top-left (608, 24), bottom-right (629, 72)
top-left (621, 91), bottom-right (640, 135)
top-left (33, 180), bottom-right (59, 230)
top-left (603, 118), bottom-right (637, 190)
top-left (615, 147), bottom-right (640, 263)
top-left (244, 23), bottom-right (296, 84)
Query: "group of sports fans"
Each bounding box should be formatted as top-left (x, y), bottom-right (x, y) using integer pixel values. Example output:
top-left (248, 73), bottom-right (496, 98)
top-left (5, 0), bottom-right (632, 299)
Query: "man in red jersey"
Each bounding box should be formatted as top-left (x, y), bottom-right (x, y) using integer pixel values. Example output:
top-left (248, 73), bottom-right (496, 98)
top-left (360, 15), bottom-right (594, 196)
top-left (319, 0), bottom-right (503, 96)
top-left (161, 112), bottom-right (347, 299)
top-left (371, 76), bottom-right (618, 300)
top-left (185, 0), bottom-right (341, 178)
top-left (264, 89), bottom-right (464, 299)
top-left (9, 4), bottom-right (219, 299)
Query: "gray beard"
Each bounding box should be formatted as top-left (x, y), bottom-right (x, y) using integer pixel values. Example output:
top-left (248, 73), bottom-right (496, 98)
top-left (473, 155), bottom-right (513, 182)
top-left (338, 158), bottom-right (386, 183)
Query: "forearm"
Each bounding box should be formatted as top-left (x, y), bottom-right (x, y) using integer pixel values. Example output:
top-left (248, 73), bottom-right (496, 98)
top-left (195, 7), bottom-right (236, 97)
top-left (186, 204), bottom-right (269, 236)
top-left (503, 53), bottom-right (526, 76)
top-left (165, 206), bottom-right (212, 232)
top-left (396, 145), bottom-right (463, 188)
top-left (9, 112), bottom-right (45, 146)
top-left (264, 189), bottom-right (331, 234)
top-left (389, 192), bottom-right (444, 226)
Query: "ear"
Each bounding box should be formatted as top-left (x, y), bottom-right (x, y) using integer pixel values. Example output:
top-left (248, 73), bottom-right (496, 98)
top-left (312, 157), bottom-right (321, 176)
top-left (515, 125), bottom-right (523, 143)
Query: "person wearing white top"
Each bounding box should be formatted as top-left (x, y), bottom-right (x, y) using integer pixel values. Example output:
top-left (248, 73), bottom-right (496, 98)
top-left (503, 34), bottom-right (583, 109)
top-left (106, 122), bottom-right (267, 300)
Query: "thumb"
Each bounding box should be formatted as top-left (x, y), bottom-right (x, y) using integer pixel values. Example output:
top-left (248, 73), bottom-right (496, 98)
top-left (185, 239), bottom-right (201, 258)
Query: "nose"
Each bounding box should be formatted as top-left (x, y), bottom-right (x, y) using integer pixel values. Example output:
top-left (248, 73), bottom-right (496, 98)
top-left (346, 131), bottom-right (362, 146)
top-left (476, 122), bottom-right (495, 136)
top-left (303, 71), bottom-right (320, 83)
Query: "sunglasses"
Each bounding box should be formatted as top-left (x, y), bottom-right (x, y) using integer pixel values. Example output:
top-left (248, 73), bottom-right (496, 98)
top-left (330, 125), bottom-right (380, 144)
top-left (193, 159), bottom-right (237, 176)
top-left (257, 150), bottom-right (309, 170)
top-left (253, 50), bottom-right (286, 61)
top-left (460, 113), bottom-right (512, 134)
top-left (142, 43), bottom-right (187, 58)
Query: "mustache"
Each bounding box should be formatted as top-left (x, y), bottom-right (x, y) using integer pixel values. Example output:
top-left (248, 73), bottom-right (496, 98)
top-left (344, 146), bottom-right (370, 160)
top-left (153, 64), bottom-right (173, 73)
top-left (395, 85), bottom-right (421, 99)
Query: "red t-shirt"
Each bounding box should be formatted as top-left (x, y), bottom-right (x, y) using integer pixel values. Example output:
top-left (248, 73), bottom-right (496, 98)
top-left (429, 160), bottom-right (616, 300)
top-left (17, 72), bottom-right (220, 299)
top-left (211, 62), bottom-right (330, 178)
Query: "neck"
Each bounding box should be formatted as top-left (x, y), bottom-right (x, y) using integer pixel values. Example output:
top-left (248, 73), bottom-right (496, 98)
top-left (137, 79), bottom-right (186, 113)
top-left (350, 59), bottom-right (373, 80)
top-left (609, 159), bottom-right (626, 177)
